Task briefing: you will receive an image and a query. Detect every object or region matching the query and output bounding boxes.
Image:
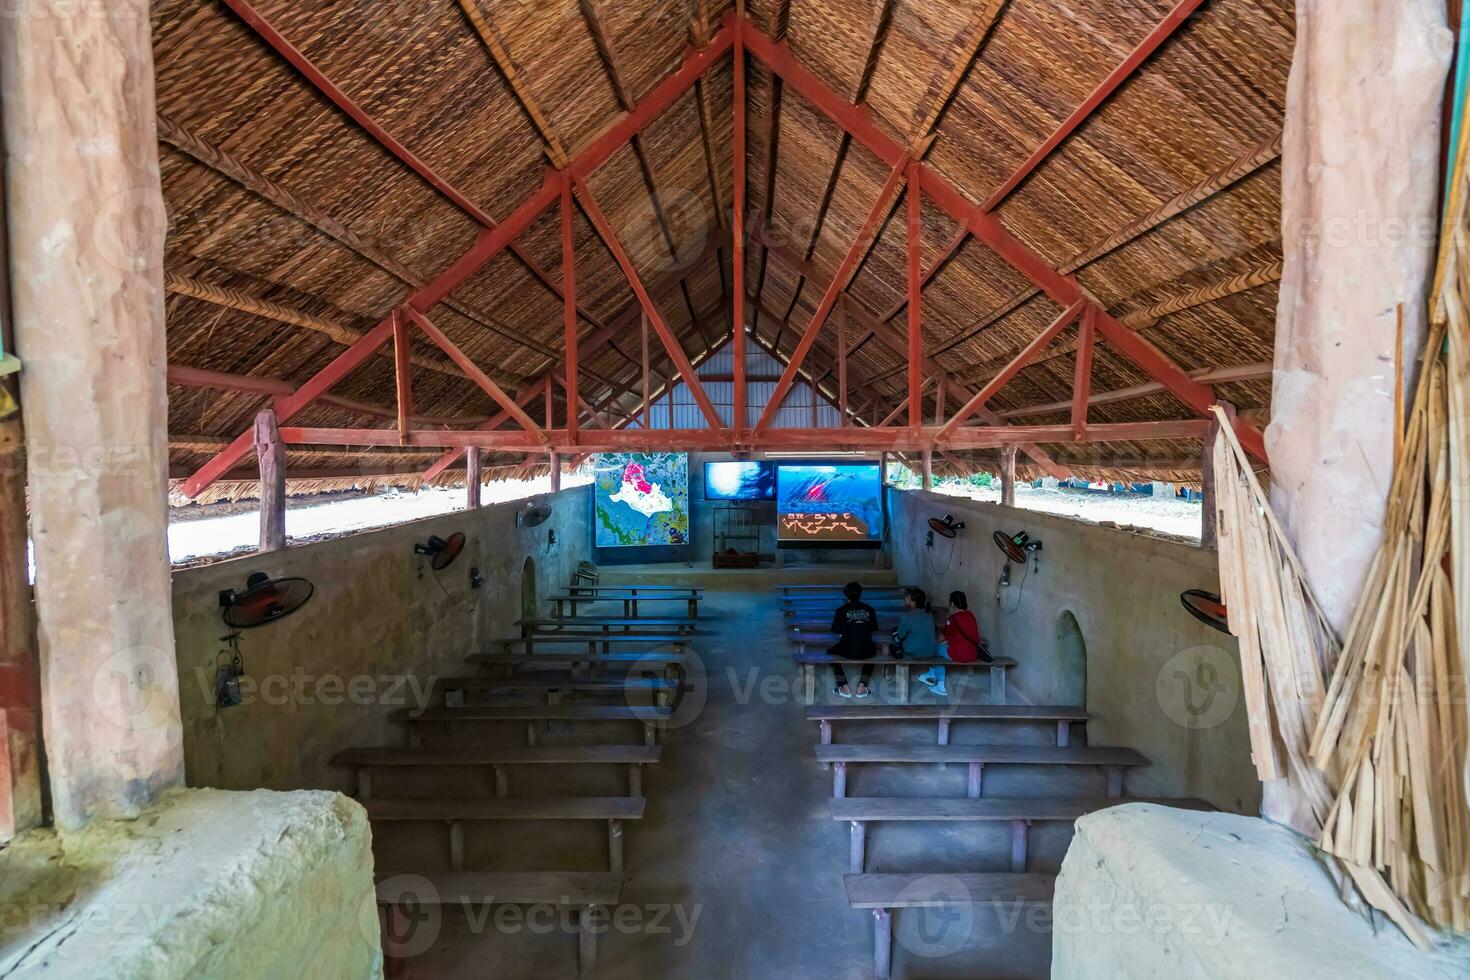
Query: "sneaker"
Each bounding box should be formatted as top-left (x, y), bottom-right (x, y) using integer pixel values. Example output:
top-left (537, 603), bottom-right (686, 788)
top-left (932, 680), bottom-right (948, 697)
top-left (917, 673), bottom-right (938, 690)
top-left (855, 684), bottom-right (871, 699)
top-left (835, 685), bottom-right (853, 699)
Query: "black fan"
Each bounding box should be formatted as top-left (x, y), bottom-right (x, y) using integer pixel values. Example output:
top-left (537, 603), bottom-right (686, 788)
top-left (928, 514), bottom-right (966, 539)
top-left (220, 572), bottom-right (315, 630)
top-left (518, 502), bottom-right (553, 528)
top-left (215, 572), bottom-right (314, 709)
top-left (1180, 589), bottom-right (1232, 635)
top-left (993, 530), bottom-right (1039, 565)
top-left (416, 532), bottom-right (466, 571)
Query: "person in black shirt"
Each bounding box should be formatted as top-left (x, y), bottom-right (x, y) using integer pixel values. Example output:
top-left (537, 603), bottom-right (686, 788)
top-left (829, 581), bottom-right (878, 699)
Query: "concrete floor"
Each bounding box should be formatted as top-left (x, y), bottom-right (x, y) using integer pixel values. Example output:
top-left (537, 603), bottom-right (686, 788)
top-left (373, 573), bottom-right (1103, 979)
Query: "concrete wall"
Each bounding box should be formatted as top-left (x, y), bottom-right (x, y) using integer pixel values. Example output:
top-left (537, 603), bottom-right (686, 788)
top-left (887, 488), bottom-right (1261, 814)
top-left (170, 486), bottom-right (591, 793)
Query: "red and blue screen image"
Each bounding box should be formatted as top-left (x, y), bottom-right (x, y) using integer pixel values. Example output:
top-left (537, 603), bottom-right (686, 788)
top-left (776, 463), bottom-right (884, 542)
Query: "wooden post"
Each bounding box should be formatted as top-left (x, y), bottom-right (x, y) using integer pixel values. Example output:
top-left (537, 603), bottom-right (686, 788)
top-left (641, 312), bottom-right (651, 429)
top-left (256, 409), bottom-right (286, 552)
top-left (0, 412), bottom-right (42, 842)
top-left (732, 28), bottom-right (748, 435)
top-left (549, 451), bottom-right (562, 492)
top-left (562, 176), bottom-right (579, 444)
top-left (1200, 402), bottom-right (1232, 549)
top-left (1001, 447), bottom-right (1018, 507)
top-left (391, 309), bottom-right (412, 444)
top-left (907, 164), bottom-right (924, 429)
top-left (837, 297), bottom-right (849, 425)
top-left (3, 0), bottom-right (185, 827)
top-left (466, 446), bottom-right (482, 509)
top-left (921, 449), bottom-right (933, 491)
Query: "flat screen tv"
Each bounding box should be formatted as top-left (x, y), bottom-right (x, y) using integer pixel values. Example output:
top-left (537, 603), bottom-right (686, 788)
top-left (594, 452), bottom-right (690, 548)
top-left (704, 461), bottom-right (776, 501)
top-left (776, 462), bottom-right (884, 545)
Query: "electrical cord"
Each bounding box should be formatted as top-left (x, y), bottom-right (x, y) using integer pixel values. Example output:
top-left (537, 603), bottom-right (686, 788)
top-left (1000, 558), bottom-right (1032, 615)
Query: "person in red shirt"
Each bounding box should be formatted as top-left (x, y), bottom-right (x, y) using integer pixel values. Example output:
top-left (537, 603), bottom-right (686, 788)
top-left (918, 591), bottom-right (992, 696)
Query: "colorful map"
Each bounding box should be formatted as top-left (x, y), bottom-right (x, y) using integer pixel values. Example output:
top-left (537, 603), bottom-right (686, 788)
top-left (594, 452), bottom-right (689, 547)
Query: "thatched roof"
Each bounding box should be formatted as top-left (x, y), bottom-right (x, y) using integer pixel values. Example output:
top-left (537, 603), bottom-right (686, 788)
top-left (157, 0), bottom-right (1288, 502)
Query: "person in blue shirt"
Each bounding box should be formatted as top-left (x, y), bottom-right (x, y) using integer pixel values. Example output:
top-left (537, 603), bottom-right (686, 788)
top-left (894, 587), bottom-right (939, 661)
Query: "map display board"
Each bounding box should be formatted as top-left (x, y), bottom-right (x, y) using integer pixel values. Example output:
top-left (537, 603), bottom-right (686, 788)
top-left (704, 461), bottom-right (776, 501)
top-left (776, 463), bottom-right (884, 543)
top-left (594, 453), bottom-right (690, 548)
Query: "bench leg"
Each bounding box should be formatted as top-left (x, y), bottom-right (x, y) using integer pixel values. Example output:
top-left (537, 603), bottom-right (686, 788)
top-left (937, 718), bottom-right (950, 746)
top-left (629, 763), bottom-right (642, 798)
top-left (608, 819), bottom-right (624, 873)
top-left (833, 761), bottom-right (847, 799)
top-left (1106, 765), bottom-right (1124, 798)
top-left (688, 598), bottom-right (697, 618)
top-left (873, 908), bottom-right (893, 980)
top-left (804, 665), bottom-right (815, 706)
top-left (527, 722), bottom-right (540, 747)
top-left (991, 665), bottom-right (1006, 703)
top-left (356, 769), bottom-right (372, 800)
top-left (849, 820), bottom-right (866, 874)
top-left (578, 906), bottom-right (598, 978)
top-left (493, 765), bottom-right (509, 798)
top-left (644, 723), bottom-right (657, 747)
top-left (1056, 720), bottom-right (1070, 747)
top-left (449, 821), bottom-right (465, 870)
top-left (968, 763), bottom-right (983, 799)
top-left (818, 719), bottom-right (832, 770)
top-left (895, 664), bottom-right (909, 704)
top-left (1010, 819), bottom-right (1029, 872)
top-left (407, 727), bottom-right (422, 749)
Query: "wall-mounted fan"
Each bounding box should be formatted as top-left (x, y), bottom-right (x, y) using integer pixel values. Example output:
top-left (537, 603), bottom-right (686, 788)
top-left (993, 530), bottom-right (1041, 565)
top-left (517, 501), bottom-right (553, 528)
top-left (415, 532), bottom-right (466, 571)
top-left (1180, 589), bottom-right (1231, 635)
top-left (928, 515), bottom-right (966, 539)
top-left (215, 572), bottom-right (315, 707)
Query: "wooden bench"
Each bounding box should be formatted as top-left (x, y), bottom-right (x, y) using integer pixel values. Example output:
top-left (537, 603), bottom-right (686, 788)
top-left (333, 744), bottom-right (661, 798)
top-left (844, 873), bottom-right (1055, 980)
top-left (774, 584), bottom-right (904, 595)
top-left (791, 648), bottom-right (1017, 704)
top-left (377, 871), bottom-right (623, 978)
top-left (815, 744), bottom-right (1148, 798)
top-left (806, 704), bottom-right (1090, 748)
top-left (392, 704), bottom-right (674, 747)
top-left (554, 587), bottom-right (703, 618)
top-left (781, 598), bottom-right (907, 617)
top-left (519, 616), bottom-right (698, 636)
top-left (831, 796), bottom-right (1212, 874)
top-left (364, 795), bottom-right (645, 872)
top-left (488, 634), bottom-right (691, 655)
top-left (789, 617), bottom-right (900, 634)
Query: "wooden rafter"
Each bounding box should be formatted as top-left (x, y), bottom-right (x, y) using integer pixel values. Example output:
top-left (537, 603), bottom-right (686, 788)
top-left (995, 362), bottom-right (1272, 419)
top-left (404, 309), bottom-right (547, 443)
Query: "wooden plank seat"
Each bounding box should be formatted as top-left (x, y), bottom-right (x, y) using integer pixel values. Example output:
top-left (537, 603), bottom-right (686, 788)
top-left (364, 796), bottom-right (645, 873)
top-left (392, 704), bottom-right (674, 747)
top-left (569, 584), bottom-right (701, 594)
top-left (332, 744), bottom-right (661, 798)
top-left (551, 589), bottom-right (704, 618)
top-left (832, 796), bottom-right (1212, 874)
top-left (518, 616), bottom-right (698, 636)
top-left (377, 871), bottom-right (624, 978)
top-left (789, 617), bottom-right (900, 633)
top-left (844, 873), bottom-right (1055, 980)
top-left (791, 648), bottom-right (1017, 705)
top-left (487, 635), bottom-right (691, 654)
top-left (816, 744), bottom-right (1148, 798)
top-left (434, 674), bottom-right (681, 696)
top-left (774, 584), bottom-right (905, 595)
top-left (807, 703), bottom-right (1089, 748)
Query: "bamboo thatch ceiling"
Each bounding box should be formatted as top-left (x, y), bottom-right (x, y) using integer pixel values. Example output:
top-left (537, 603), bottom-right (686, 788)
top-left (156, 0), bottom-right (1290, 499)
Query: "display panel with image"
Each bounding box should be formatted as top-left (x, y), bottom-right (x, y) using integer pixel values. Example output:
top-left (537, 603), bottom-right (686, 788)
top-left (704, 461), bottom-right (776, 501)
top-left (594, 453), bottom-right (690, 547)
top-left (776, 463), bottom-right (884, 543)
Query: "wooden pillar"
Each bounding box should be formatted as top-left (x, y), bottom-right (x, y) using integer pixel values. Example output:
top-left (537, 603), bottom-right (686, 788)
top-left (921, 449), bottom-right (933, 491)
top-left (1200, 406), bottom-right (1233, 549)
top-left (879, 451), bottom-right (888, 486)
top-left (2, 0), bottom-right (185, 828)
top-left (549, 451), bottom-right (562, 493)
top-left (1001, 447), bottom-right (1018, 507)
top-left (732, 28), bottom-right (748, 435)
top-left (255, 409), bottom-right (286, 552)
top-left (837, 298), bottom-right (849, 426)
top-left (466, 447), bottom-right (482, 509)
top-left (641, 312), bottom-right (651, 429)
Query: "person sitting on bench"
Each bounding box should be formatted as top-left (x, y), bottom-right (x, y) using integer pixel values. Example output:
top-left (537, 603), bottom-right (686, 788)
top-left (918, 590), bottom-right (992, 696)
top-left (829, 581), bottom-right (878, 699)
top-left (894, 587), bottom-right (938, 660)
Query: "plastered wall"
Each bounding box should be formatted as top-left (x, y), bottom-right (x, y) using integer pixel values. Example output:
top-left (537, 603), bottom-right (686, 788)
top-left (170, 486), bottom-right (591, 793)
top-left (887, 487), bottom-right (1261, 814)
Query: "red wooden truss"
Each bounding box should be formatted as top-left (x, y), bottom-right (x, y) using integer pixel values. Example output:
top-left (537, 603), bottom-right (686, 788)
top-left (180, 6), bottom-right (1266, 499)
